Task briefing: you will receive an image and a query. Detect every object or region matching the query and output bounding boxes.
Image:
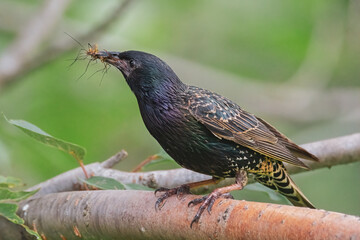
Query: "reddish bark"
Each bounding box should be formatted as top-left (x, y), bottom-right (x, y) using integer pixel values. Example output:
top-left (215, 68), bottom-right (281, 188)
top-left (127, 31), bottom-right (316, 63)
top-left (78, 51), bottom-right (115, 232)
top-left (19, 190), bottom-right (360, 240)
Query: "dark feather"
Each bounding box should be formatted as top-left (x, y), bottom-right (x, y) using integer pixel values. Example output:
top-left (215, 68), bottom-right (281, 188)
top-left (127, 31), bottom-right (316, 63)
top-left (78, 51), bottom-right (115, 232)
top-left (256, 117), bottom-right (319, 162)
top-left (253, 160), bottom-right (315, 208)
top-left (186, 87), bottom-right (309, 169)
top-left (99, 49), bottom-right (317, 212)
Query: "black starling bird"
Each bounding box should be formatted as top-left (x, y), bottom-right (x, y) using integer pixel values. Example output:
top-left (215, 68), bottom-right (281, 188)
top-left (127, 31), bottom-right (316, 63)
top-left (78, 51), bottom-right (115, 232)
top-left (88, 49), bottom-right (319, 227)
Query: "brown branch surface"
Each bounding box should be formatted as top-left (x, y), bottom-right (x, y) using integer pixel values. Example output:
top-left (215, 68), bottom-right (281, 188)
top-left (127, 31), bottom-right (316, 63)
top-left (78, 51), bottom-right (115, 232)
top-left (18, 190), bottom-right (360, 240)
top-left (27, 133), bottom-right (360, 196)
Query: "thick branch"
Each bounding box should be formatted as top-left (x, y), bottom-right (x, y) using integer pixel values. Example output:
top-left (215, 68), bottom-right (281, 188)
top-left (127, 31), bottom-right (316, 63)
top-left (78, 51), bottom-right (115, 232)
top-left (4, 134), bottom-right (358, 239)
top-left (18, 190), bottom-right (360, 240)
top-left (27, 133), bottom-right (360, 196)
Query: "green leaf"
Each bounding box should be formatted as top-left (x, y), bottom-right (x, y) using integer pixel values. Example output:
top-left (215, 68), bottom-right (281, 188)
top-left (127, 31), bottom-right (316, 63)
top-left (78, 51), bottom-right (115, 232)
top-left (81, 176), bottom-right (125, 190)
top-left (4, 115), bottom-right (86, 161)
top-left (245, 183), bottom-right (285, 201)
top-left (0, 203), bottom-right (41, 239)
top-left (22, 224), bottom-right (41, 239)
top-left (232, 182), bottom-right (290, 206)
top-left (0, 188), bottom-right (38, 202)
top-left (0, 203), bottom-right (24, 224)
top-left (80, 177), bottom-right (153, 191)
top-left (0, 175), bottom-right (23, 188)
top-left (124, 183), bottom-right (153, 191)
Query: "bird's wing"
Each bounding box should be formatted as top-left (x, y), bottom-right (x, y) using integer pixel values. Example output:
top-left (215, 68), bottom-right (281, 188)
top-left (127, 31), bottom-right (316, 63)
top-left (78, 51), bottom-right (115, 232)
top-left (186, 87), bottom-right (309, 169)
top-left (256, 117), bottom-right (319, 162)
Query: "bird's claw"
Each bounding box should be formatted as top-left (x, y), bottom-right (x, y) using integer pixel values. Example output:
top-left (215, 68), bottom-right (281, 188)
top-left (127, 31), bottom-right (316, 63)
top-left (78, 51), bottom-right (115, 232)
top-left (154, 187), bottom-right (170, 196)
top-left (154, 185), bottom-right (190, 211)
top-left (188, 192), bottom-right (234, 228)
top-left (188, 195), bottom-right (207, 207)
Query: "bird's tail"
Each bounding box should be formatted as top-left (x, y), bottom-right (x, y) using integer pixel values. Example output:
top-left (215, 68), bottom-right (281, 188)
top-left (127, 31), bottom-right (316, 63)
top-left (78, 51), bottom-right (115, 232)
top-left (253, 160), bottom-right (315, 208)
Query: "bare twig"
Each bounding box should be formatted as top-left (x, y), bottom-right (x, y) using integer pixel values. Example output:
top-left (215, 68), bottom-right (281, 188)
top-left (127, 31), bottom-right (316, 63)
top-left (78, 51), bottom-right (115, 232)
top-left (0, 0), bottom-right (133, 90)
top-left (132, 154), bottom-right (159, 172)
top-left (33, 0), bottom-right (133, 65)
top-left (27, 133), bottom-right (360, 196)
top-left (0, 0), bottom-right (72, 87)
top-left (100, 150), bottom-right (128, 168)
top-left (18, 190), bottom-right (360, 240)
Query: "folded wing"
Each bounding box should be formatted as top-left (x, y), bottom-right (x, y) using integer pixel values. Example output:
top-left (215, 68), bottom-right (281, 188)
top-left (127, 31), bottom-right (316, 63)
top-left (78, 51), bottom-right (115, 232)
top-left (186, 87), bottom-right (317, 169)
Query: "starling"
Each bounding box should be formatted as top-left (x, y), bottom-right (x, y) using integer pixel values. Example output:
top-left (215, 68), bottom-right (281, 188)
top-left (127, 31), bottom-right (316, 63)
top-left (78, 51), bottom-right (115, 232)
top-left (88, 49), bottom-right (319, 227)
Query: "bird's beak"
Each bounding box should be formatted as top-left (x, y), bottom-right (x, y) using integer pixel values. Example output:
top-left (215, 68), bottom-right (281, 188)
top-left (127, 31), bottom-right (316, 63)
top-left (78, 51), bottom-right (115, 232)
top-left (95, 51), bottom-right (130, 76)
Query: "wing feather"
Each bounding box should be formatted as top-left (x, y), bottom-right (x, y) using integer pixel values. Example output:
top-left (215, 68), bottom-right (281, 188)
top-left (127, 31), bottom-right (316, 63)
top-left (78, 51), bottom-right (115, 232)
top-left (256, 117), bottom-right (319, 161)
top-left (186, 87), bottom-right (310, 169)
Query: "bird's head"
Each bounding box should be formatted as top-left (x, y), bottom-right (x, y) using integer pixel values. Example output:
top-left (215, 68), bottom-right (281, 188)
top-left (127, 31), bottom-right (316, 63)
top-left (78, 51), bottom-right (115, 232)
top-left (93, 50), bottom-right (185, 99)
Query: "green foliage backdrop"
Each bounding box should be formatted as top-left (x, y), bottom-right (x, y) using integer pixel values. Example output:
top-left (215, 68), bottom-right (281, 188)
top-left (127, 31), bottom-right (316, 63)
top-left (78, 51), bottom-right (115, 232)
top-left (0, 0), bottom-right (359, 216)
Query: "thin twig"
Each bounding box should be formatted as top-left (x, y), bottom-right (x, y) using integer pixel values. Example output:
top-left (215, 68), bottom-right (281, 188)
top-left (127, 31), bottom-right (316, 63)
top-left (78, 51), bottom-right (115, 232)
top-left (101, 150), bottom-right (128, 168)
top-left (0, 0), bottom-right (72, 87)
top-left (132, 154), bottom-right (159, 172)
top-left (0, 0), bottom-right (133, 89)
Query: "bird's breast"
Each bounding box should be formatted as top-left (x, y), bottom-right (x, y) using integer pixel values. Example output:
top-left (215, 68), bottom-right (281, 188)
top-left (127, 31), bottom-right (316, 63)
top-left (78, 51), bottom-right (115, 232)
top-left (137, 101), bottom-right (265, 178)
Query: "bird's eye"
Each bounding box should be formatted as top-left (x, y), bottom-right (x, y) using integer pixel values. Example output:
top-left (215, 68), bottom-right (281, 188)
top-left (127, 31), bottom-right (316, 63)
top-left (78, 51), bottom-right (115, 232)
top-left (129, 59), bottom-right (136, 68)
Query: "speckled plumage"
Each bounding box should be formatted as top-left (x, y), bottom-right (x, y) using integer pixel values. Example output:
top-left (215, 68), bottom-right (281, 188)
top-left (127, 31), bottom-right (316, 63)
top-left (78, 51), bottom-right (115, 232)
top-left (91, 49), bottom-right (319, 224)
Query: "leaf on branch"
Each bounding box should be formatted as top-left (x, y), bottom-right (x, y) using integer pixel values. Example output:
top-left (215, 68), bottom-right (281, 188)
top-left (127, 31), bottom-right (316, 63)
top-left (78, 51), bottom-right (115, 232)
top-left (124, 183), bottom-right (153, 191)
top-left (22, 224), bottom-right (41, 240)
top-left (0, 175), bottom-right (24, 188)
top-left (233, 183), bottom-right (290, 205)
top-left (80, 176), bottom-right (153, 191)
top-left (0, 188), bottom-right (38, 202)
top-left (81, 176), bottom-right (126, 190)
top-left (0, 203), bottom-right (24, 224)
top-left (3, 114), bottom-right (86, 162)
top-left (0, 203), bottom-right (41, 239)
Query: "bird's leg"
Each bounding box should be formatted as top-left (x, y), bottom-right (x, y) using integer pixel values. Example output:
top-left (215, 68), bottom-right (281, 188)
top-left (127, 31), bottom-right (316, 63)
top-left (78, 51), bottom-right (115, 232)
top-left (188, 170), bottom-right (248, 228)
top-left (154, 177), bottom-right (222, 211)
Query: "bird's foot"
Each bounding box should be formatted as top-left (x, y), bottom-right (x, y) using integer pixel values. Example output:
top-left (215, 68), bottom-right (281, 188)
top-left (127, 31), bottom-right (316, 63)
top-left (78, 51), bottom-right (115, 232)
top-left (188, 191), bottom-right (234, 228)
top-left (154, 185), bottom-right (191, 211)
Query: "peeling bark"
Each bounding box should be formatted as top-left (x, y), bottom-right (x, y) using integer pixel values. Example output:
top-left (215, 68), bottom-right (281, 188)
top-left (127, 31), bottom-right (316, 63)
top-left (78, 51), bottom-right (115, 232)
top-left (18, 191), bottom-right (360, 240)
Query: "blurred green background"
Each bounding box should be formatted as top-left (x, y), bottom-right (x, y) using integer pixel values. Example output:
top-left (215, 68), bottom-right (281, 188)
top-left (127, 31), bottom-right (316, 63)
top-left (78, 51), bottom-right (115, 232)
top-left (0, 0), bottom-right (359, 215)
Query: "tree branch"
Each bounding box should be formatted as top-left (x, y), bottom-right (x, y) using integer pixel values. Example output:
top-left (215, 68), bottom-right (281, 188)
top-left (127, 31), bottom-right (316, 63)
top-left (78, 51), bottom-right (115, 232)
top-left (0, 0), bottom-right (72, 88)
top-left (24, 0), bottom-right (133, 76)
top-left (0, 0), bottom-right (133, 89)
top-left (27, 133), bottom-right (360, 196)
top-left (1, 134), bottom-right (358, 239)
top-left (18, 190), bottom-right (360, 240)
